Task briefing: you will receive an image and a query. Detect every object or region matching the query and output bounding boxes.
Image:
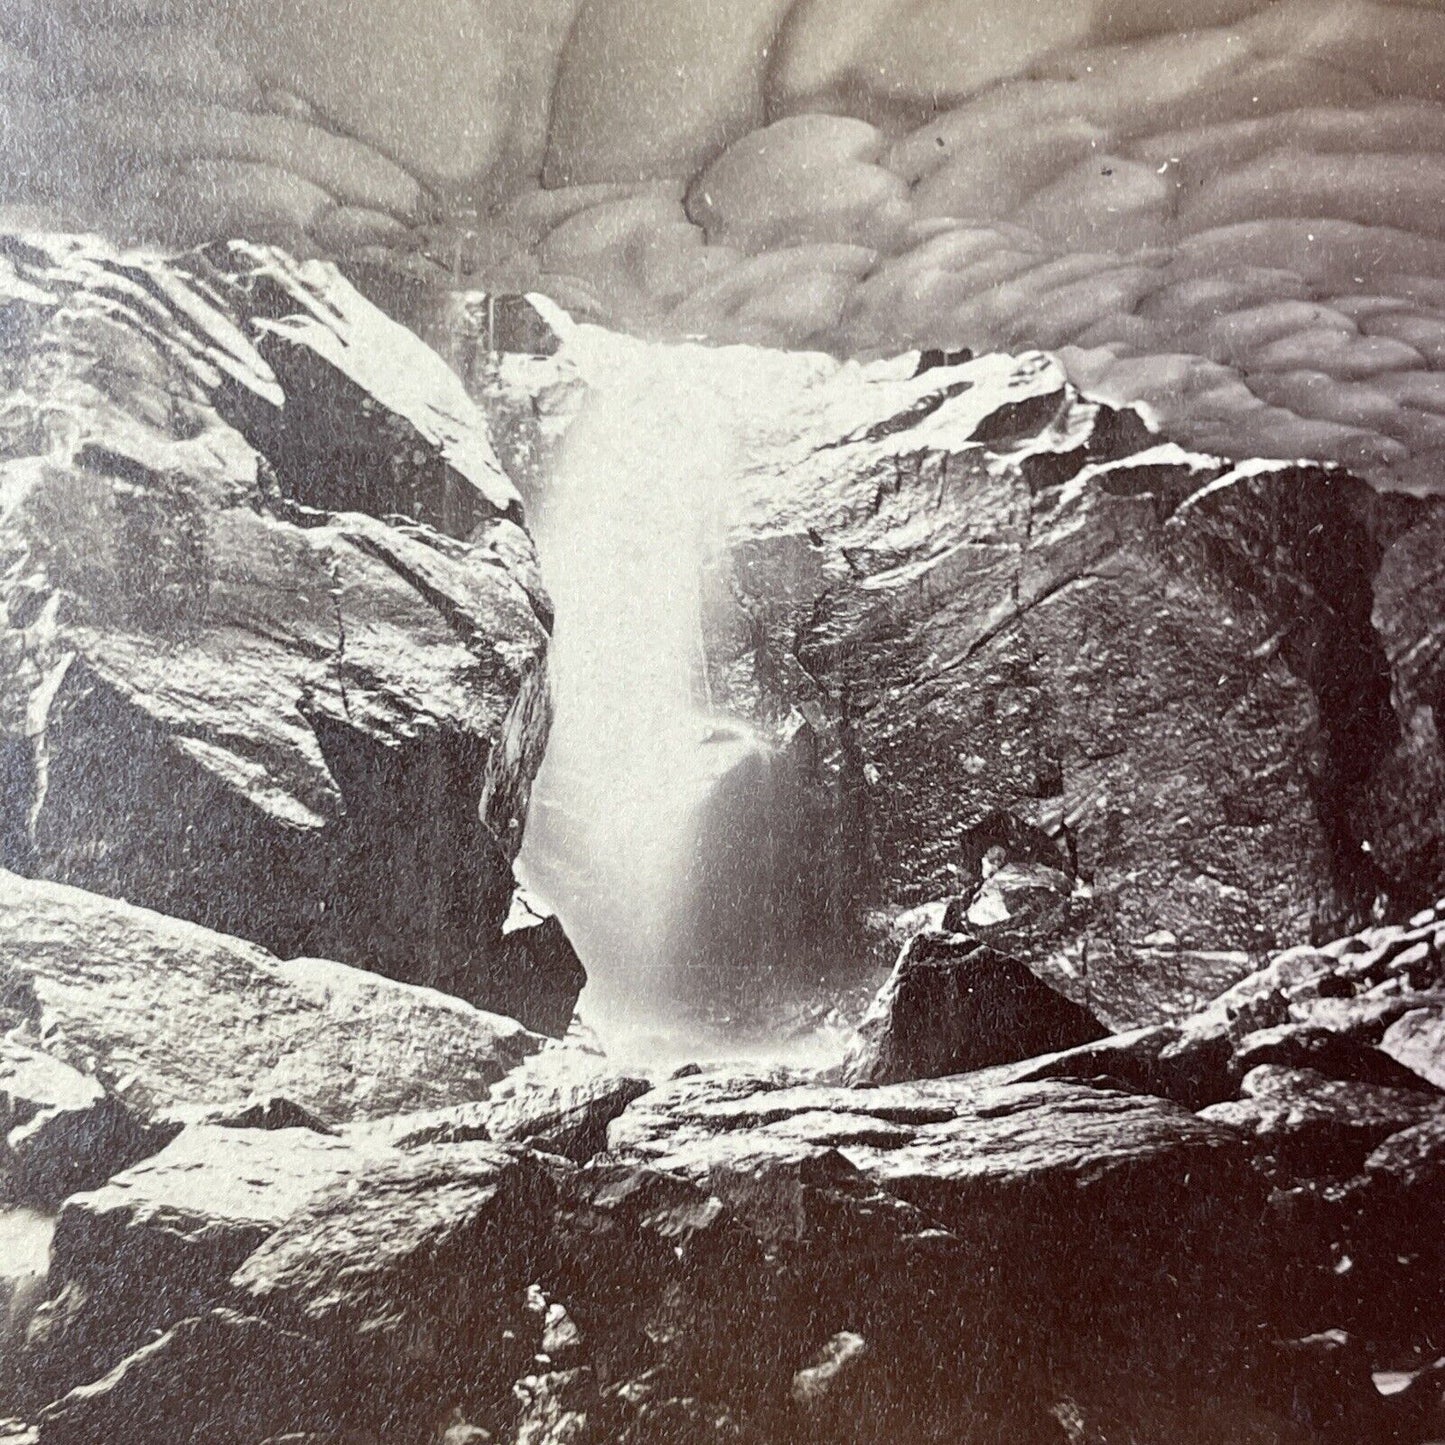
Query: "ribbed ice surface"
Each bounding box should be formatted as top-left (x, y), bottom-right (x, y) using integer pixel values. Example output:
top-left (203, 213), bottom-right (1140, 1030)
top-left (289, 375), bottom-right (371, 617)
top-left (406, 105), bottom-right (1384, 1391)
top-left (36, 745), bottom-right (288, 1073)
top-left (9, 1), bottom-right (1445, 484)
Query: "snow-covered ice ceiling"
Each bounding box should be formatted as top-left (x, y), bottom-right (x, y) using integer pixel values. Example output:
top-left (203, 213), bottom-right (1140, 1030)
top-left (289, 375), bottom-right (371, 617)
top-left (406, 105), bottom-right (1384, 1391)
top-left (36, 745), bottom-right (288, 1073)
top-left (6, 0), bottom-right (1445, 486)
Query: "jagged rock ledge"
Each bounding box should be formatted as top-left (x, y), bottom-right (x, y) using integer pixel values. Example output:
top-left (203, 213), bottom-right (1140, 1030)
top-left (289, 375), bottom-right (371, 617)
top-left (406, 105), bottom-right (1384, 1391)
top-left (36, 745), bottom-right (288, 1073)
top-left (4, 868), bottom-right (1445, 1442)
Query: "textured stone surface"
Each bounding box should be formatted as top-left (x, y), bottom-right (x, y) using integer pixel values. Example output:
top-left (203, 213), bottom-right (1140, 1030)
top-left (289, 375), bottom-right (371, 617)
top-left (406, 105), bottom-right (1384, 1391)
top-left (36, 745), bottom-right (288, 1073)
top-left (231, 1142), bottom-right (558, 1438)
top-left (0, 872), bottom-right (543, 1127)
top-left (1381, 1006), bottom-right (1445, 1090)
top-left (842, 928), bottom-right (1106, 1086)
top-left (1171, 904), bottom-right (1445, 1060)
top-left (365, 1046), bottom-right (651, 1163)
top-left (0, 235), bottom-right (572, 1028)
top-left (22, 1125), bottom-right (380, 1404)
top-left (22, 911), bottom-right (1445, 1443)
top-left (696, 347), bottom-right (1443, 1026)
top-left (0, 1209), bottom-right (52, 1419)
top-left (35, 1308), bottom-right (338, 1445)
top-left (1229, 1022), bottom-right (1440, 1095)
top-left (1201, 1064), bottom-right (1444, 1174)
top-left (31, 1144), bottom-right (561, 1444)
top-left (609, 1066), bottom-right (1263, 1382)
top-left (490, 890), bottom-right (590, 1039)
top-left (0, 1041), bottom-right (159, 1209)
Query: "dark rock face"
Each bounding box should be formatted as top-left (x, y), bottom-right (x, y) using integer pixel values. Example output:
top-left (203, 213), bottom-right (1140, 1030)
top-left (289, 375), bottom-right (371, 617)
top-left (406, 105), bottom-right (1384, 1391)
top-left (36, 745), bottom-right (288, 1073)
top-left (0, 234), bottom-right (575, 1028)
top-left (702, 348), bottom-right (1445, 1026)
top-left (842, 928), bottom-right (1107, 1086)
top-left (491, 889), bottom-right (590, 1038)
top-left (35, 1308), bottom-right (339, 1445)
top-left (0, 1041), bottom-right (161, 1210)
top-left (1364, 510), bottom-right (1445, 901)
top-left (23, 1125), bottom-right (380, 1407)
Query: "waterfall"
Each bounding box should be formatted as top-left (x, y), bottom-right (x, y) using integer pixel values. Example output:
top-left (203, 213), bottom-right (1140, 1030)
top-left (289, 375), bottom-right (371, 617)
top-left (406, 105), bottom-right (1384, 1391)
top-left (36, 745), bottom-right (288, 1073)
top-left (496, 322), bottom-right (858, 1065)
top-left (515, 336), bottom-right (738, 1048)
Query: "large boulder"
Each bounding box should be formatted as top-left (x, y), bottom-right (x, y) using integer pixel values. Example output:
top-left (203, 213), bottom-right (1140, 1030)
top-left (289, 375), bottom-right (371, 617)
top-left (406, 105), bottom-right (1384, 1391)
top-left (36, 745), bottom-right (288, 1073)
top-left (35, 1142), bottom-right (559, 1445)
top-left (0, 871), bottom-right (544, 1127)
top-left (16, 1057), bottom-right (644, 1416)
top-left (489, 890), bottom-right (589, 1039)
top-left (609, 1066), bottom-right (1268, 1404)
top-left (0, 234), bottom-right (576, 1030)
top-left (1200, 1064), bottom-right (1445, 1176)
top-left (842, 928), bottom-right (1107, 1086)
top-left (21, 1124), bottom-right (383, 1406)
top-left (1381, 1005), bottom-right (1445, 1090)
top-left (700, 347), bottom-right (1445, 1026)
top-left (232, 1142), bottom-right (556, 1431)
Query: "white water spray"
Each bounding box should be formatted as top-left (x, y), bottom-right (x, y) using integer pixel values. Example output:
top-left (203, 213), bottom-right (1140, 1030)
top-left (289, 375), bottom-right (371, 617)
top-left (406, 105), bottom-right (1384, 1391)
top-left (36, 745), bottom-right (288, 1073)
top-left (501, 324), bottom-right (857, 1065)
top-left (516, 337), bottom-right (737, 1044)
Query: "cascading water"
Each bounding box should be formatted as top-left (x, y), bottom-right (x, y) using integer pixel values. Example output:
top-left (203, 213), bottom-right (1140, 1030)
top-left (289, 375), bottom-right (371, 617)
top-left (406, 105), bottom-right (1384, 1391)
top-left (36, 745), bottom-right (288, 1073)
top-left (507, 325), bottom-right (855, 1065)
top-left (516, 343), bottom-right (733, 1041)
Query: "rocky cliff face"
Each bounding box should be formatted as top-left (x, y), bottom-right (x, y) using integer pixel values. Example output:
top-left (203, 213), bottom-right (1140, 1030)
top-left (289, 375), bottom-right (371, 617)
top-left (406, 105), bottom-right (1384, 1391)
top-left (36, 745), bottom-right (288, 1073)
top-left (0, 234), bottom-right (577, 1032)
top-left (684, 345), bottom-right (1445, 1026)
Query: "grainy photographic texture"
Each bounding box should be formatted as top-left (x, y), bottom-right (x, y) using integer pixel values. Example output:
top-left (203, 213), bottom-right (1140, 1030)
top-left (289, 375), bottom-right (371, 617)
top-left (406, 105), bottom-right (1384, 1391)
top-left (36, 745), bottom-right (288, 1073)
top-left (1, 3), bottom-right (1445, 1442)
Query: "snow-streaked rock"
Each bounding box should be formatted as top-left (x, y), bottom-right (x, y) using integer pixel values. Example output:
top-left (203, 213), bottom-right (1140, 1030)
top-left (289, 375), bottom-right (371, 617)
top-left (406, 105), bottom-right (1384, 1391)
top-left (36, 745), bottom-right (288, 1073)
top-left (0, 235), bottom-right (573, 1029)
